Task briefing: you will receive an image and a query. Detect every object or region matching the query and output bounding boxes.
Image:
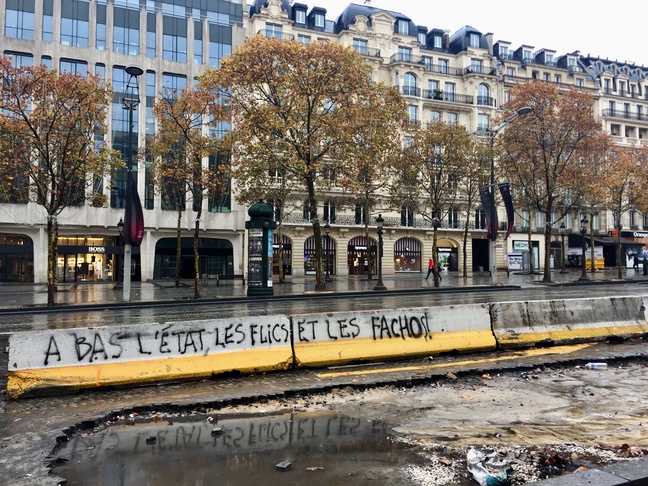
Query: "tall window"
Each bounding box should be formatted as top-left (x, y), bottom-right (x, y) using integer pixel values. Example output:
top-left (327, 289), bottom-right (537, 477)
top-left (403, 72), bottom-right (417, 96)
top-left (445, 82), bottom-right (455, 102)
top-left (430, 111), bottom-right (441, 122)
top-left (42, 0), bottom-right (53, 42)
top-left (209, 23), bottom-right (232, 68)
top-left (323, 201), bottom-right (336, 224)
top-left (401, 206), bottom-right (414, 227)
top-left (208, 153), bottom-right (231, 213)
top-left (194, 20), bottom-right (203, 65)
top-left (163, 16), bottom-right (187, 62)
top-left (408, 105), bottom-right (418, 122)
top-left (448, 207), bottom-right (459, 228)
top-left (145, 71), bottom-right (156, 136)
top-left (477, 84), bottom-right (490, 105)
top-left (114, 7), bottom-right (140, 55)
top-left (146, 12), bottom-right (156, 57)
top-left (61, 0), bottom-right (89, 48)
top-left (447, 113), bottom-right (458, 125)
top-left (265, 23), bottom-right (282, 39)
top-left (355, 203), bottom-right (367, 225)
top-left (5, 0), bottom-right (35, 40)
top-left (398, 46), bottom-right (411, 62)
top-left (470, 33), bottom-right (480, 47)
top-left (418, 32), bottom-right (426, 45)
top-left (477, 113), bottom-right (489, 131)
top-left (397, 19), bottom-right (408, 35)
top-left (314, 13), bottom-right (324, 28)
top-left (96, 3), bottom-right (106, 49)
top-left (297, 34), bottom-right (310, 45)
top-left (295, 10), bottom-right (306, 24)
top-left (470, 58), bottom-right (483, 73)
top-left (433, 35), bottom-right (442, 48)
top-left (353, 38), bottom-right (368, 55)
top-left (438, 58), bottom-right (448, 74)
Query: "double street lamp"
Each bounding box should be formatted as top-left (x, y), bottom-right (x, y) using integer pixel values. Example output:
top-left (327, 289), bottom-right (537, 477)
top-left (121, 65), bottom-right (143, 302)
top-left (373, 214), bottom-right (387, 291)
top-left (579, 218), bottom-right (589, 281)
top-left (559, 222), bottom-right (568, 274)
top-left (486, 106), bottom-right (532, 285)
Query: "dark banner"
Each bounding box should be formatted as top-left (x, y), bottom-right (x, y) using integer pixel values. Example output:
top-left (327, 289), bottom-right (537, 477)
top-left (124, 171), bottom-right (145, 246)
top-left (498, 183), bottom-right (515, 240)
top-left (480, 187), bottom-right (498, 241)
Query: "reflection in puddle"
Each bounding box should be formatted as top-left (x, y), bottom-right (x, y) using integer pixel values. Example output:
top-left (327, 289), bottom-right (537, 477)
top-left (53, 412), bottom-right (429, 485)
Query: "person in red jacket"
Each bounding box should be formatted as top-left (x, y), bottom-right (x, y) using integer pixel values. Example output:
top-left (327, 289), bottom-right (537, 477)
top-left (426, 258), bottom-right (434, 280)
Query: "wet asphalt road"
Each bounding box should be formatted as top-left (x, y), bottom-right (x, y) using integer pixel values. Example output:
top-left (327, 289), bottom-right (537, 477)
top-left (2, 282), bottom-right (648, 333)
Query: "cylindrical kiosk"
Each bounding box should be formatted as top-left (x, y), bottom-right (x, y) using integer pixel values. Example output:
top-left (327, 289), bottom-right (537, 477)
top-left (245, 201), bottom-right (277, 296)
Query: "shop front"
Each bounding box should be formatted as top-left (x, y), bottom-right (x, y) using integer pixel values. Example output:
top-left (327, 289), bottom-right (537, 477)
top-left (57, 235), bottom-right (132, 283)
top-left (0, 234), bottom-right (34, 283)
top-left (153, 237), bottom-right (233, 279)
top-left (347, 236), bottom-right (377, 276)
top-left (393, 237), bottom-right (421, 272)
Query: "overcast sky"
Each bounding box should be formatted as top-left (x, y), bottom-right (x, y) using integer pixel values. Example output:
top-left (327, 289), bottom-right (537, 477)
top-left (308, 0), bottom-right (648, 67)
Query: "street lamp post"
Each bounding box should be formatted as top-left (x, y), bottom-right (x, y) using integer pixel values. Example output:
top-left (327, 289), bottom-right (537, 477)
top-left (579, 218), bottom-right (589, 281)
top-left (486, 106), bottom-right (532, 286)
top-left (121, 65), bottom-right (143, 302)
top-left (373, 214), bottom-right (387, 291)
top-left (559, 222), bottom-right (568, 274)
top-left (324, 221), bottom-right (332, 282)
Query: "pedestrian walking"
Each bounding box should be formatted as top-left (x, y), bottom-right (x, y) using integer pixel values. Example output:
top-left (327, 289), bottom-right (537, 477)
top-left (634, 255), bottom-right (639, 272)
top-left (426, 258), bottom-right (434, 280)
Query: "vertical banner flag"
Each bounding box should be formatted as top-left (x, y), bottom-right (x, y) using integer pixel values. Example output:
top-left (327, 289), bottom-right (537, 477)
top-left (124, 171), bottom-right (145, 246)
top-left (480, 187), bottom-right (498, 241)
top-left (498, 183), bottom-right (515, 239)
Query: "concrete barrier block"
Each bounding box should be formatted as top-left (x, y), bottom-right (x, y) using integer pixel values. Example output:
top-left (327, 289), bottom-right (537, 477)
top-left (7, 315), bottom-right (293, 399)
top-left (292, 304), bottom-right (495, 367)
top-left (492, 296), bottom-right (648, 348)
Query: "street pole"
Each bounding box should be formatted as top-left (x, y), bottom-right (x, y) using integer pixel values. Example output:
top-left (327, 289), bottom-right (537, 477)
top-left (489, 135), bottom-right (497, 285)
top-left (559, 222), bottom-right (568, 274)
top-left (484, 106), bottom-right (532, 286)
top-left (373, 214), bottom-right (387, 291)
top-left (122, 65), bottom-right (143, 302)
top-left (579, 218), bottom-right (589, 281)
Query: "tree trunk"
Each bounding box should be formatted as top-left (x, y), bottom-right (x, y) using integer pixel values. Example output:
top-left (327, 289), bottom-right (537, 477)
top-left (432, 226), bottom-right (440, 287)
top-left (542, 221), bottom-right (552, 283)
top-left (306, 176), bottom-right (324, 291)
top-left (194, 209), bottom-right (202, 299)
top-left (617, 232), bottom-right (623, 279)
top-left (527, 223), bottom-right (534, 275)
top-left (46, 215), bottom-right (58, 305)
top-left (462, 214), bottom-right (470, 277)
top-left (365, 200), bottom-right (373, 281)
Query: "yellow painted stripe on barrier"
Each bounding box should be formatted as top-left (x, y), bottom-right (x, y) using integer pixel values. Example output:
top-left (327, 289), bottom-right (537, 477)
top-left (496, 324), bottom-right (648, 347)
top-left (294, 330), bottom-right (496, 368)
top-left (7, 347), bottom-right (293, 399)
top-left (316, 343), bottom-right (595, 379)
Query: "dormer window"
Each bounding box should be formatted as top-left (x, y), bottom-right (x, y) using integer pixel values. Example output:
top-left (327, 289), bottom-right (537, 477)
top-left (397, 20), bottom-right (409, 35)
top-left (545, 54), bottom-right (553, 64)
top-left (418, 32), bottom-right (426, 44)
top-left (433, 35), bottom-right (442, 48)
top-left (295, 10), bottom-right (305, 24)
top-left (469, 33), bottom-right (480, 47)
top-left (500, 46), bottom-right (509, 58)
top-left (314, 13), bottom-right (324, 28)
top-left (523, 49), bottom-right (532, 61)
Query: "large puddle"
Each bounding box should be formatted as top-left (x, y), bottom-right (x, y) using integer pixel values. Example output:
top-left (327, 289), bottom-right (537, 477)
top-left (52, 411), bottom-right (459, 485)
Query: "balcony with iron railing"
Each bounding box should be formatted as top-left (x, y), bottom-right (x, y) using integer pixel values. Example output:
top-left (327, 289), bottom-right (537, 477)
top-left (602, 108), bottom-right (648, 122)
top-left (476, 96), bottom-right (496, 107)
top-left (462, 65), bottom-right (497, 76)
top-left (258, 30), bottom-right (295, 42)
top-left (284, 213), bottom-right (485, 231)
top-left (388, 53), bottom-right (464, 75)
top-left (602, 87), bottom-right (648, 100)
top-left (352, 46), bottom-right (382, 59)
top-left (393, 86), bottom-right (474, 105)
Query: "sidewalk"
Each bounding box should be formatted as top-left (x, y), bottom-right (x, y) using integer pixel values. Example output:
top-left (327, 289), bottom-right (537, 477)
top-left (0, 267), bottom-right (645, 309)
